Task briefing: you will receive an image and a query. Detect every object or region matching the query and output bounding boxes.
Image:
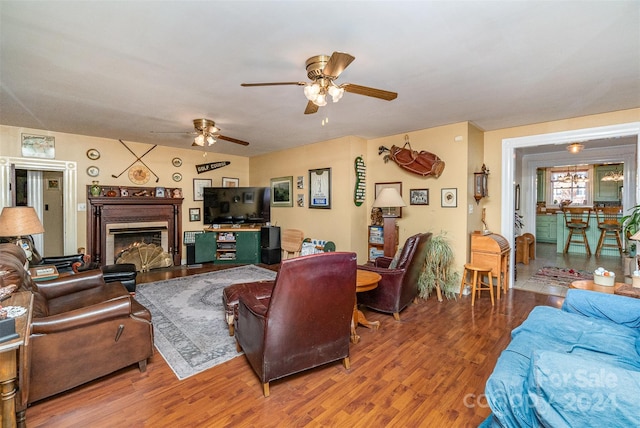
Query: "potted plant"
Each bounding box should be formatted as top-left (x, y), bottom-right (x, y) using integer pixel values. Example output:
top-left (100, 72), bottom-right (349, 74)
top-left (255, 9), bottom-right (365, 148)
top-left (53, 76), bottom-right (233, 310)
top-left (418, 232), bottom-right (460, 301)
top-left (621, 204), bottom-right (640, 252)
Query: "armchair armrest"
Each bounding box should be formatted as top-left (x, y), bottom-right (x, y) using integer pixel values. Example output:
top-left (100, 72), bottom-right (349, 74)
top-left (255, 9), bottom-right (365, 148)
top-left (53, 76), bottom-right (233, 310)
top-left (34, 270), bottom-right (106, 300)
top-left (358, 263), bottom-right (405, 280)
top-left (31, 296), bottom-right (132, 334)
top-left (239, 293), bottom-right (269, 318)
top-left (562, 289), bottom-right (640, 328)
top-left (373, 257), bottom-right (393, 268)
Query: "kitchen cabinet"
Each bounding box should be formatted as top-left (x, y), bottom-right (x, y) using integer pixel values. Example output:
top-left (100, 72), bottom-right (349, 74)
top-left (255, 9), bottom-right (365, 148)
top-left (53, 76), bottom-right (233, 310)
top-left (594, 165), bottom-right (623, 202)
top-left (536, 214), bottom-right (557, 243)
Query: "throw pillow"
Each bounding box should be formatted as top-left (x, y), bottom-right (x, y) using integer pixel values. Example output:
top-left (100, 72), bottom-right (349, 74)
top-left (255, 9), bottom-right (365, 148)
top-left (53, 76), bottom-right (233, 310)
top-left (389, 247), bottom-right (403, 269)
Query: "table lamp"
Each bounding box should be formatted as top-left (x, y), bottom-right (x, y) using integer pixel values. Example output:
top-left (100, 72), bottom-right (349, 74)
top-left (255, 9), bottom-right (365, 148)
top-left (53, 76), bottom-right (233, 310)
top-left (372, 188), bottom-right (406, 257)
top-left (0, 206), bottom-right (45, 262)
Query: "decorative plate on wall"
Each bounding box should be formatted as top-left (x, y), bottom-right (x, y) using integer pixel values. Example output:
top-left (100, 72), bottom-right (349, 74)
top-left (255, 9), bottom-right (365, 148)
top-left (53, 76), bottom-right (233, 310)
top-left (86, 149), bottom-right (100, 160)
top-left (87, 166), bottom-right (100, 177)
top-left (128, 165), bottom-right (150, 185)
top-left (172, 172), bottom-right (182, 182)
top-left (172, 157), bottom-right (182, 167)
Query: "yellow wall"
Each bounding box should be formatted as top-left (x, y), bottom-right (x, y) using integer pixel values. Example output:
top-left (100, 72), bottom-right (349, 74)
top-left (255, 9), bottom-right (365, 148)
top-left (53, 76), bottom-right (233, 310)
top-left (0, 125), bottom-right (249, 253)
top-left (2, 107), bottom-right (637, 268)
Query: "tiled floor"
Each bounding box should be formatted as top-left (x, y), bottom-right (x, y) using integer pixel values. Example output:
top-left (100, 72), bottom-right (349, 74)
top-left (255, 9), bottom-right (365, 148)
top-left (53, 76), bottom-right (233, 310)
top-left (512, 242), bottom-right (627, 296)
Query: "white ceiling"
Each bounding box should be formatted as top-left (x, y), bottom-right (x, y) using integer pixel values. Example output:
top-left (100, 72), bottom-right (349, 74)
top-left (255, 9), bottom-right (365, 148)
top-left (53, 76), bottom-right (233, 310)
top-left (1, 1), bottom-right (639, 157)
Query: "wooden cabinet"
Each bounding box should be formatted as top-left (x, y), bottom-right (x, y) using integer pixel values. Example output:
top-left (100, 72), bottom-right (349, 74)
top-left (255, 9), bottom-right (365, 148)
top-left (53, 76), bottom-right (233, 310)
top-left (197, 228), bottom-right (261, 264)
top-left (594, 165), bottom-right (623, 202)
top-left (536, 214), bottom-right (557, 243)
top-left (368, 225), bottom-right (398, 261)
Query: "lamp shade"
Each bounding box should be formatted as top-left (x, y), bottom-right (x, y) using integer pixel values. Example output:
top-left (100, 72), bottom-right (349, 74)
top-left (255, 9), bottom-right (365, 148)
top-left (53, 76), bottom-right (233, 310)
top-left (0, 206), bottom-right (45, 237)
top-left (373, 188), bottom-right (406, 208)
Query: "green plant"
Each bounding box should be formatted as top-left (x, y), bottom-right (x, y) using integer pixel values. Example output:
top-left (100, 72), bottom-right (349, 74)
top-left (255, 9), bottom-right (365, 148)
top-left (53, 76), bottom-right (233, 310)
top-left (418, 232), bottom-right (460, 300)
top-left (621, 204), bottom-right (640, 243)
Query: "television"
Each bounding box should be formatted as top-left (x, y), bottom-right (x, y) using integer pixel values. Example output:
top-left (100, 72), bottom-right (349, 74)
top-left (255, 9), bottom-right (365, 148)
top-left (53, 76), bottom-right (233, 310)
top-left (203, 187), bottom-right (270, 225)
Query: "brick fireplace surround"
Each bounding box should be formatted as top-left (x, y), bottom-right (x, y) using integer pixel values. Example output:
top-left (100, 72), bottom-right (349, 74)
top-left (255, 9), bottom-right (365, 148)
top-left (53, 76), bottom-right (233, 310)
top-left (86, 188), bottom-right (183, 266)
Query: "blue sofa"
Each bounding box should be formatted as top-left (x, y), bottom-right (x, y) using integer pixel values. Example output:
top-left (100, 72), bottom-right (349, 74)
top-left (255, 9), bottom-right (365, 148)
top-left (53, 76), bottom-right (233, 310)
top-left (482, 289), bottom-right (640, 427)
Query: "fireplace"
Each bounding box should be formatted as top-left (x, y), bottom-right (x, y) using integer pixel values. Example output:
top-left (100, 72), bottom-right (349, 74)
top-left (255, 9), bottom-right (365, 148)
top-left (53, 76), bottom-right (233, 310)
top-left (86, 186), bottom-right (183, 266)
top-left (105, 221), bottom-right (169, 265)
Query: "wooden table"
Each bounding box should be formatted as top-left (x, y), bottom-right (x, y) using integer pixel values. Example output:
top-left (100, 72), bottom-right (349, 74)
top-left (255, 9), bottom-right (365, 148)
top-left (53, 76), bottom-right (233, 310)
top-left (570, 279), bottom-right (625, 294)
top-left (352, 270), bottom-right (382, 344)
top-left (0, 292), bottom-right (33, 428)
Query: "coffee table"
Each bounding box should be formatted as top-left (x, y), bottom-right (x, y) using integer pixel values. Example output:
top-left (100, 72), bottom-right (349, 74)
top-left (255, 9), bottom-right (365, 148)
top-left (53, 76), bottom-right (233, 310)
top-left (570, 279), bottom-right (625, 294)
top-left (352, 270), bottom-right (382, 344)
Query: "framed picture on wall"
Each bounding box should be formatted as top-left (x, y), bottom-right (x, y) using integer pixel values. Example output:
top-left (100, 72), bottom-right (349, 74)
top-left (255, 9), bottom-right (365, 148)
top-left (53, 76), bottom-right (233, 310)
top-left (193, 178), bottom-right (212, 201)
top-left (374, 182), bottom-right (403, 217)
top-left (410, 189), bottom-right (429, 205)
top-left (222, 177), bottom-right (239, 187)
top-left (309, 167), bottom-right (331, 209)
top-left (189, 208), bottom-right (201, 222)
top-left (270, 176), bottom-right (293, 207)
top-left (441, 188), bottom-right (457, 208)
top-left (21, 134), bottom-right (55, 159)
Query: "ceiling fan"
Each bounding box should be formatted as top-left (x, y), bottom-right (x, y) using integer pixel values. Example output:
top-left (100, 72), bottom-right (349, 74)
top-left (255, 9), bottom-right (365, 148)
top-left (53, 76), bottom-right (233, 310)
top-left (241, 51), bottom-right (398, 114)
top-left (151, 118), bottom-right (250, 146)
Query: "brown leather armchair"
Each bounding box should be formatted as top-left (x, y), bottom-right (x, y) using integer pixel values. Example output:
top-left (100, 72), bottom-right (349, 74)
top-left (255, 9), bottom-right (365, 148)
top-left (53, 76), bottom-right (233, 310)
top-left (357, 232), bottom-right (432, 320)
top-left (0, 244), bottom-right (153, 422)
top-left (234, 252), bottom-right (357, 397)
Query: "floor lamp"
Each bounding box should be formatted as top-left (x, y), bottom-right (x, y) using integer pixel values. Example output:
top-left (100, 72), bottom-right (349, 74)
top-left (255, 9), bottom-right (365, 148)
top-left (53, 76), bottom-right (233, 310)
top-left (0, 206), bottom-right (45, 263)
top-left (372, 188), bottom-right (406, 257)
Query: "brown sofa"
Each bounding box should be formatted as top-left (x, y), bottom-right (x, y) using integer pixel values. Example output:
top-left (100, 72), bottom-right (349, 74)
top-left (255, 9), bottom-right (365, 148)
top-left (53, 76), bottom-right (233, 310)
top-left (0, 243), bottom-right (153, 422)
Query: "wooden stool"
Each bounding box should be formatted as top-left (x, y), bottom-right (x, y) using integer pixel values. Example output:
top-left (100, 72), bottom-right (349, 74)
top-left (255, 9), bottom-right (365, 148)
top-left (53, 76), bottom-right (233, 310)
top-left (459, 264), bottom-right (494, 306)
top-left (595, 208), bottom-right (623, 257)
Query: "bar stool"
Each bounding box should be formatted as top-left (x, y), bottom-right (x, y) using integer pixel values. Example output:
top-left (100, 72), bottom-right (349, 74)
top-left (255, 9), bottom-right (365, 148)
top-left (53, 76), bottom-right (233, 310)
top-left (595, 207), bottom-right (623, 257)
top-left (459, 264), bottom-right (494, 306)
top-left (562, 208), bottom-right (591, 255)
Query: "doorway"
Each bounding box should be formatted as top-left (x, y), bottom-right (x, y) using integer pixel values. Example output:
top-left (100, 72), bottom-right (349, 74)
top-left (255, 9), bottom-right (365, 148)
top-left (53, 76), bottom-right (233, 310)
top-left (0, 157), bottom-right (77, 255)
top-left (501, 122), bottom-right (640, 286)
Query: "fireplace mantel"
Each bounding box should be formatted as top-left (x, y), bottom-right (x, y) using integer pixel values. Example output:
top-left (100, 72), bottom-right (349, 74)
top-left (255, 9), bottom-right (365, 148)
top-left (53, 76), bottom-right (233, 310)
top-left (86, 188), bottom-right (183, 266)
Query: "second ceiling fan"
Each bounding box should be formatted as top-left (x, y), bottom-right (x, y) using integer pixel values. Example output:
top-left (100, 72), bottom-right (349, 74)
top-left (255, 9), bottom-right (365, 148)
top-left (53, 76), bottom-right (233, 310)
top-left (241, 51), bottom-right (398, 114)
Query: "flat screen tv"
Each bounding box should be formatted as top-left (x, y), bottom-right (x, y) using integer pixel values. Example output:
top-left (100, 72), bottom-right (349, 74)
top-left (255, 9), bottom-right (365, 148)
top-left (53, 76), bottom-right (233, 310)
top-left (203, 187), bottom-right (270, 225)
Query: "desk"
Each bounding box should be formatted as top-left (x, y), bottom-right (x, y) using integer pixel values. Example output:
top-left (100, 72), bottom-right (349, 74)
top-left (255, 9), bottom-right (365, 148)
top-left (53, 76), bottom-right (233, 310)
top-left (352, 270), bottom-right (382, 344)
top-left (570, 280), bottom-right (625, 294)
top-left (0, 292), bottom-right (33, 428)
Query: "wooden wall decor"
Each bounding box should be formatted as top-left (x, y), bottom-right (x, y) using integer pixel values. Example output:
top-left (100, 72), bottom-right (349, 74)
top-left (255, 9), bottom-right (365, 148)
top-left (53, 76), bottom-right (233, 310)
top-left (379, 135), bottom-right (445, 178)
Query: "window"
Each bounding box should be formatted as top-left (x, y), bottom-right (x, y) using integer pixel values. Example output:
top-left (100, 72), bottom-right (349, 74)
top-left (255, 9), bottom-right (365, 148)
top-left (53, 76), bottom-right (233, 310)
top-left (548, 167), bottom-right (591, 206)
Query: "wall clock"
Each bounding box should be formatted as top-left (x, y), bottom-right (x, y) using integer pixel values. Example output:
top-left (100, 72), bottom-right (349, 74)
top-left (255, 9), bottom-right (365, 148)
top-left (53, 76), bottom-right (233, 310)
top-left (128, 165), bottom-right (150, 185)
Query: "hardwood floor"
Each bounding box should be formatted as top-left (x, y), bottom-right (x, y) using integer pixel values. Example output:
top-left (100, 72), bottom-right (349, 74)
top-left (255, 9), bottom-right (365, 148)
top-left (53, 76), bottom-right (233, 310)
top-left (25, 263), bottom-right (563, 427)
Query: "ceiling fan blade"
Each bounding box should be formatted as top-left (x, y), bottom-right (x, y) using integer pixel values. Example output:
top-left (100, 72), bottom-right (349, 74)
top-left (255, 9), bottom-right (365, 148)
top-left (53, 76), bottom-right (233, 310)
top-left (342, 83), bottom-right (398, 101)
top-left (217, 135), bottom-right (250, 146)
top-left (304, 100), bottom-right (319, 115)
top-left (150, 131), bottom-right (196, 136)
top-left (241, 82), bottom-right (306, 87)
top-left (322, 52), bottom-right (355, 78)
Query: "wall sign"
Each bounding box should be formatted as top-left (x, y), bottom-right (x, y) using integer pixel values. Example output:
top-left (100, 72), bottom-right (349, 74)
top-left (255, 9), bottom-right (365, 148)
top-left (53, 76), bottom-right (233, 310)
top-left (196, 161), bottom-right (230, 174)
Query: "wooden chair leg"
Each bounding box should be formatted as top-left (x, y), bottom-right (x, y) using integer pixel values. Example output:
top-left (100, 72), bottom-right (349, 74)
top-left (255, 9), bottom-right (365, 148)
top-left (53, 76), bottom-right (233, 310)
top-left (343, 357), bottom-right (350, 370)
top-left (564, 230), bottom-right (573, 253)
top-left (138, 359), bottom-right (147, 372)
top-left (263, 382), bottom-right (270, 397)
top-left (393, 312), bottom-right (400, 321)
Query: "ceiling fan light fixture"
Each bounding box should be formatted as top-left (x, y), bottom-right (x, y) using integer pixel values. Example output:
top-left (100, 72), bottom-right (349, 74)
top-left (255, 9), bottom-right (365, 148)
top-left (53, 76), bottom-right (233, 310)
top-left (304, 83), bottom-right (320, 101)
top-left (313, 93), bottom-right (327, 107)
top-left (328, 84), bottom-right (344, 102)
top-left (193, 134), bottom-right (205, 146)
top-left (205, 135), bottom-right (216, 146)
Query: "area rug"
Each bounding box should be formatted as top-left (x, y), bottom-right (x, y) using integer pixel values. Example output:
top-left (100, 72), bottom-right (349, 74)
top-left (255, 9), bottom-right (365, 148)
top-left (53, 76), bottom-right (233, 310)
top-left (528, 266), bottom-right (594, 288)
top-left (135, 265), bottom-right (277, 380)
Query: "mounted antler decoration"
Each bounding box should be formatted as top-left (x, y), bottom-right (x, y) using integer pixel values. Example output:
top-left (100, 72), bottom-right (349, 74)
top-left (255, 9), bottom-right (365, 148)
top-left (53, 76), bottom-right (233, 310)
top-left (379, 135), bottom-right (445, 178)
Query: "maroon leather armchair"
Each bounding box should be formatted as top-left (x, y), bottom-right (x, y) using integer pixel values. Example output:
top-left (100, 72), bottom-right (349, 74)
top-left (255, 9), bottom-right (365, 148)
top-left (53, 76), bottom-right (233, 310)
top-left (234, 252), bottom-right (357, 397)
top-left (357, 232), bottom-right (432, 320)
